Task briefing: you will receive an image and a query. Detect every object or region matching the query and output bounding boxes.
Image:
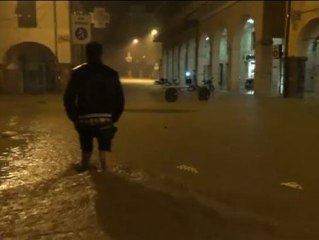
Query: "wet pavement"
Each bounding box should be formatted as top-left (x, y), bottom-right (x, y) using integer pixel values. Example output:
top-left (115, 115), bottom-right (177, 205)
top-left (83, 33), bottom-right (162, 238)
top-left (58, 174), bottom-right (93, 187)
top-left (1, 79), bottom-right (319, 239)
top-left (0, 97), bottom-right (107, 239)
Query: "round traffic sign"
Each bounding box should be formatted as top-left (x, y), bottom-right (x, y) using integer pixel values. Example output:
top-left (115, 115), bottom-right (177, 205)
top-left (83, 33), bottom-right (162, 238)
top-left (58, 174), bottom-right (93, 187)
top-left (75, 27), bottom-right (88, 40)
top-left (273, 50), bottom-right (279, 59)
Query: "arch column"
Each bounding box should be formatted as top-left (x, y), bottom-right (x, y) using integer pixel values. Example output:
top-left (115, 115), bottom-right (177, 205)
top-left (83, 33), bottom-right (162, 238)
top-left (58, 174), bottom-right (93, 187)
top-left (228, 31), bottom-right (239, 92)
top-left (212, 34), bottom-right (221, 90)
top-left (162, 49), bottom-right (168, 79)
top-left (254, 38), bottom-right (273, 96)
top-left (168, 48), bottom-right (173, 81)
top-left (214, 29), bottom-right (229, 91)
top-left (187, 39), bottom-right (196, 84)
top-left (197, 34), bottom-right (212, 86)
top-left (173, 46), bottom-right (179, 81)
top-left (179, 44), bottom-right (187, 85)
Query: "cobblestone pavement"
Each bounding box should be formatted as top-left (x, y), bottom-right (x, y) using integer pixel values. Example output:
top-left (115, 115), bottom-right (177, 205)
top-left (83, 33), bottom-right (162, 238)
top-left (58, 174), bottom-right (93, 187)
top-left (1, 79), bottom-right (319, 239)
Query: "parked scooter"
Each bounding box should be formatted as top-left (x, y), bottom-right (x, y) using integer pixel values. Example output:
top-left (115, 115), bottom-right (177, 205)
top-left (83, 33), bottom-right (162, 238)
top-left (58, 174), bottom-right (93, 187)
top-left (154, 78), bottom-right (167, 85)
top-left (198, 78), bottom-right (214, 101)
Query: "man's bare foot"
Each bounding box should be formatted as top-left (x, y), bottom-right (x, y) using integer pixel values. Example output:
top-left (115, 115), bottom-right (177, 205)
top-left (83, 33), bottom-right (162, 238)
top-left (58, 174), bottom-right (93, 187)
top-left (73, 162), bottom-right (89, 173)
top-left (96, 160), bottom-right (107, 173)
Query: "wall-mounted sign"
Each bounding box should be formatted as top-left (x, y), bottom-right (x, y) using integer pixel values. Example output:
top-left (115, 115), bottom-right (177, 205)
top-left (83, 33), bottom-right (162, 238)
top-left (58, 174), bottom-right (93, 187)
top-left (91, 8), bottom-right (110, 28)
top-left (71, 14), bottom-right (91, 44)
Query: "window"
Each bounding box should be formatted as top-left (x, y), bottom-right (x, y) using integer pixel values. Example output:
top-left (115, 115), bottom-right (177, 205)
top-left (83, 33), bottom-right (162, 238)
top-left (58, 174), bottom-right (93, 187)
top-left (15, 1), bottom-right (37, 28)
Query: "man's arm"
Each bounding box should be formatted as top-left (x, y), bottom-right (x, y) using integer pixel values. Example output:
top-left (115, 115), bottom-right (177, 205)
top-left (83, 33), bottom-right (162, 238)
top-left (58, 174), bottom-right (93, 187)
top-left (112, 73), bottom-right (125, 123)
top-left (63, 71), bottom-right (79, 122)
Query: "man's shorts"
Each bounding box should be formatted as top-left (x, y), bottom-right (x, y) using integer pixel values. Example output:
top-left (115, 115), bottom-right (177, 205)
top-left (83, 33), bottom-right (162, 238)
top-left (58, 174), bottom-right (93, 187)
top-left (75, 114), bottom-right (117, 152)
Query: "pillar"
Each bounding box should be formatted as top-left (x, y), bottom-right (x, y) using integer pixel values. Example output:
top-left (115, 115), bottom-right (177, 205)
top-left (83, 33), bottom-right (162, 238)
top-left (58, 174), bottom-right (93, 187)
top-left (254, 39), bottom-right (273, 96)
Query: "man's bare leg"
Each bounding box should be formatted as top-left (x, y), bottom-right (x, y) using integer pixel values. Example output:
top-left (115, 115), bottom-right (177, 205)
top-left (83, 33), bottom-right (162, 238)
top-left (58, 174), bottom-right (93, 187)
top-left (74, 151), bottom-right (92, 172)
top-left (82, 151), bottom-right (92, 167)
top-left (98, 150), bottom-right (107, 172)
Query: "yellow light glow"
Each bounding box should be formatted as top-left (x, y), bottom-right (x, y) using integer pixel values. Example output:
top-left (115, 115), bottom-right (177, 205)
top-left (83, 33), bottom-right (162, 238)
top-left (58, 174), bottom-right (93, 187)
top-left (151, 29), bottom-right (158, 36)
top-left (132, 38), bottom-right (139, 44)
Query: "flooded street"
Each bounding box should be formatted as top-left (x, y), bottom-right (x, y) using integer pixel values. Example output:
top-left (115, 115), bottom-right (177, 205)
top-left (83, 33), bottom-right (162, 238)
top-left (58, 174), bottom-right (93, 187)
top-left (2, 0), bottom-right (319, 239)
top-left (1, 80), bottom-right (319, 239)
top-left (0, 90), bottom-right (224, 240)
top-left (0, 97), bottom-right (108, 239)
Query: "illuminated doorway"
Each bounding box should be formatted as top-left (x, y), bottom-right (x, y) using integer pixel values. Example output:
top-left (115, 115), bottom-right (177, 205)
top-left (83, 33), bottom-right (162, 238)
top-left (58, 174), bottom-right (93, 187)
top-left (239, 18), bottom-right (255, 94)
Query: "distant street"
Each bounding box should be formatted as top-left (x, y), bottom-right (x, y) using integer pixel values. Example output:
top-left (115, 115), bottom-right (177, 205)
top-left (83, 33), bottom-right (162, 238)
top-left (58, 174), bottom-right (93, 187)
top-left (1, 79), bottom-right (319, 239)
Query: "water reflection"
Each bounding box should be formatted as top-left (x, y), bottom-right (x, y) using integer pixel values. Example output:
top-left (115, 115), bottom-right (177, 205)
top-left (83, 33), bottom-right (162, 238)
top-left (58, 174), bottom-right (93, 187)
top-left (0, 115), bottom-right (108, 238)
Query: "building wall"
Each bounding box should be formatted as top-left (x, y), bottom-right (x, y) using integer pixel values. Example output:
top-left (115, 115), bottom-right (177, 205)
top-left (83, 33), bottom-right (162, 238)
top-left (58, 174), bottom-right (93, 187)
top-left (0, 1), bottom-right (71, 93)
top-left (0, 1), bottom-right (71, 64)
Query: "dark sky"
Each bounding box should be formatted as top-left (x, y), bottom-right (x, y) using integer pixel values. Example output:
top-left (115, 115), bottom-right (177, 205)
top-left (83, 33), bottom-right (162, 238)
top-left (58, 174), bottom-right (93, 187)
top-left (71, 1), bottom-right (166, 74)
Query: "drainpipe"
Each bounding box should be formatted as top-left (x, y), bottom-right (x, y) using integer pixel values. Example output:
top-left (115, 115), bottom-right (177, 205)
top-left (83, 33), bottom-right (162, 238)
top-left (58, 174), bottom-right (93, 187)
top-left (53, 1), bottom-right (59, 61)
top-left (53, 1), bottom-right (61, 92)
top-left (283, 0), bottom-right (291, 98)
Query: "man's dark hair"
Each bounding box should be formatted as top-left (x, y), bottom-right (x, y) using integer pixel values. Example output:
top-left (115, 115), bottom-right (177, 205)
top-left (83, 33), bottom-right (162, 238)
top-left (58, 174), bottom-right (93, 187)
top-left (86, 41), bottom-right (103, 62)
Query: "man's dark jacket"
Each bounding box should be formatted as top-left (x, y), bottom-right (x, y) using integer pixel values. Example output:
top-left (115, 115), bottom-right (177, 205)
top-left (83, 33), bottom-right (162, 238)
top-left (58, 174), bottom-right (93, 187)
top-left (63, 62), bottom-right (125, 123)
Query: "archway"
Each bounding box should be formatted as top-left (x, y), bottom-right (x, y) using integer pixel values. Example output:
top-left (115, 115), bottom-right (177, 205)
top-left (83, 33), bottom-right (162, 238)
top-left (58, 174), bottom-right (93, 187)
top-left (3, 42), bottom-right (58, 94)
top-left (239, 17), bottom-right (255, 94)
top-left (219, 28), bottom-right (229, 90)
top-left (297, 18), bottom-right (319, 96)
top-left (187, 39), bottom-right (196, 85)
top-left (197, 33), bottom-right (212, 86)
top-left (179, 43), bottom-right (187, 85)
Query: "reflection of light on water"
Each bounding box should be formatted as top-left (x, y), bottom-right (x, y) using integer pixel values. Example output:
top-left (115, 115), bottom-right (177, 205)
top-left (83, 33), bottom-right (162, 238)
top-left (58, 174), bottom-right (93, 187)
top-left (0, 120), bottom-right (78, 191)
top-left (121, 78), bottom-right (155, 85)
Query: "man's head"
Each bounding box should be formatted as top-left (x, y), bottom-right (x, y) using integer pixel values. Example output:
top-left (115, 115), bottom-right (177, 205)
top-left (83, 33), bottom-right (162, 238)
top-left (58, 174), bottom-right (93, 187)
top-left (86, 41), bottom-right (103, 63)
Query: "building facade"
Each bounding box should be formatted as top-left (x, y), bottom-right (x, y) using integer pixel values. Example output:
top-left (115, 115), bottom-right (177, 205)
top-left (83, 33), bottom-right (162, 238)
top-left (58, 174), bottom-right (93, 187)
top-left (0, 1), bottom-right (71, 94)
top-left (156, 1), bottom-right (288, 97)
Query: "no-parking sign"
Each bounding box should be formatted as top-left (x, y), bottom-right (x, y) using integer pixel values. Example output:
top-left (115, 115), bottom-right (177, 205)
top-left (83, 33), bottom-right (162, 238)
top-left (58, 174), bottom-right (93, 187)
top-left (71, 14), bottom-right (91, 44)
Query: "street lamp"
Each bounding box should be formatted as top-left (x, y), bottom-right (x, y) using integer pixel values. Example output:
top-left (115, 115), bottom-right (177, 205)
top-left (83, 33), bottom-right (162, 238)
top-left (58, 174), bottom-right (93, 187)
top-left (151, 29), bottom-right (158, 36)
top-left (132, 38), bottom-right (139, 44)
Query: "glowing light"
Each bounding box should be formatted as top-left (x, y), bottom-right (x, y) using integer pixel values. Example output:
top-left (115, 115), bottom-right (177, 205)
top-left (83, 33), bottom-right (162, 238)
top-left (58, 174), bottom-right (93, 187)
top-left (132, 38), bottom-right (139, 44)
top-left (247, 18), bottom-right (254, 24)
top-left (186, 72), bottom-right (191, 77)
top-left (151, 29), bottom-right (158, 36)
top-left (205, 37), bottom-right (210, 41)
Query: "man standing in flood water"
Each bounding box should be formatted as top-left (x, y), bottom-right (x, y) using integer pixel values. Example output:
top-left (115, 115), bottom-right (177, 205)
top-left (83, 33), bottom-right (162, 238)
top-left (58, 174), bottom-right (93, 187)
top-left (63, 41), bottom-right (125, 172)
